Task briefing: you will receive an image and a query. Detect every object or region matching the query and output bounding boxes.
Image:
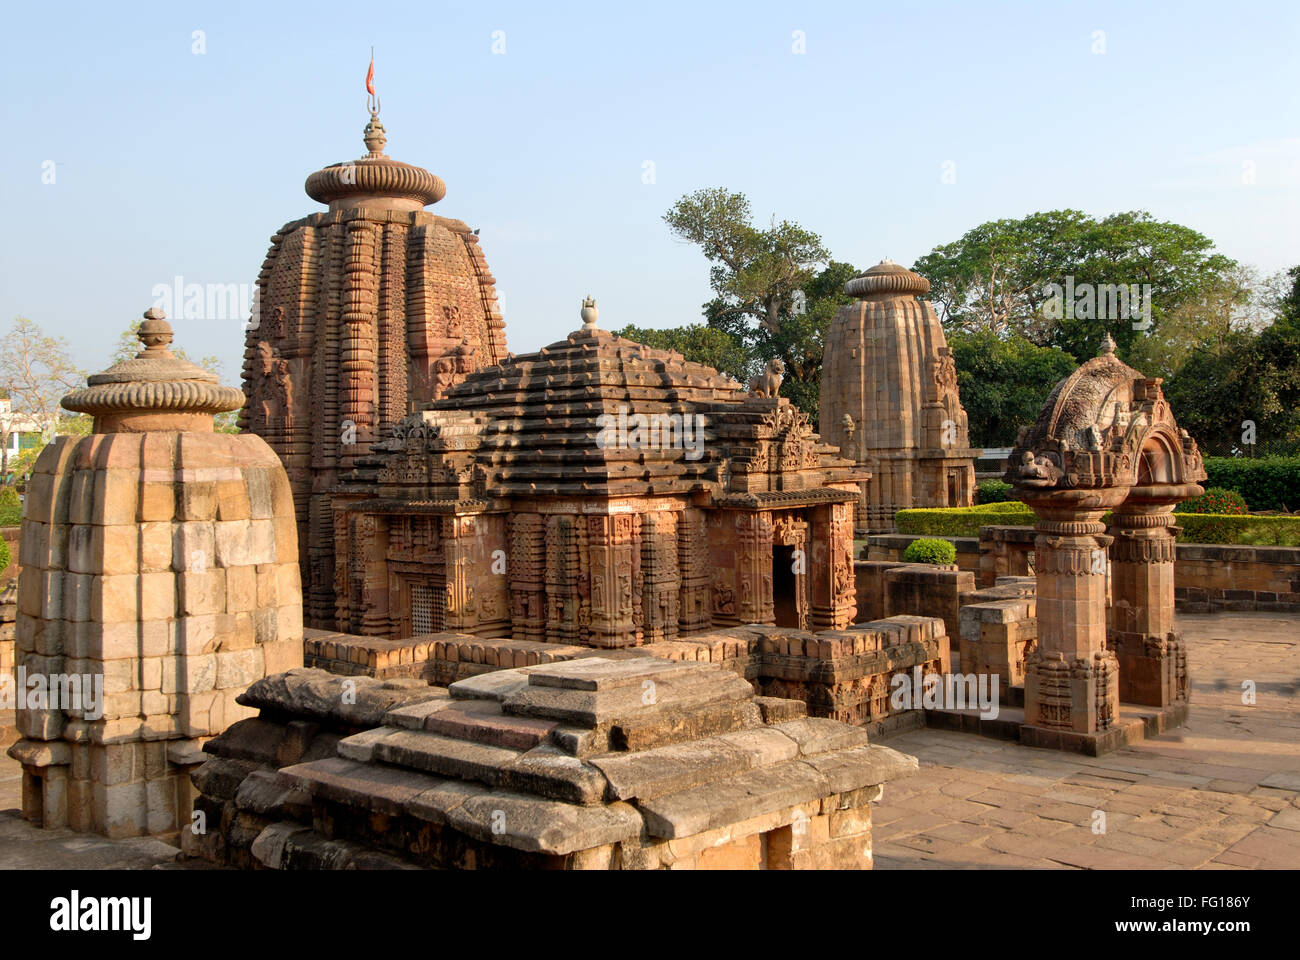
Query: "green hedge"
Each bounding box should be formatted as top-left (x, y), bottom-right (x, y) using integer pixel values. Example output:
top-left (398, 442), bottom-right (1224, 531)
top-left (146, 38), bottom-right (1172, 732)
top-left (1202, 457), bottom-right (1300, 512)
top-left (0, 537), bottom-right (8, 576)
top-left (903, 537), bottom-right (957, 564)
top-left (1173, 513), bottom-right (1300, 546)
top-left (896, 502), bottom-right (1034, 537)
top-left (895, 504), bottom-right (1300, 546)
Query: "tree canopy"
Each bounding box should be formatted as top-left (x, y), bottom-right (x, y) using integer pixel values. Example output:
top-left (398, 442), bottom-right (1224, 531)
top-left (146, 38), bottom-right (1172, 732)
top-left (914, 210), bottom-right (1236, 362)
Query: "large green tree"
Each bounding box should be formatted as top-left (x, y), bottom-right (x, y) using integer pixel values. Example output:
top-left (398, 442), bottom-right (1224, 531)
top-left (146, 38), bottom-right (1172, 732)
top-left (1164, 266), bottom-right (1300, 456)
top-left (915, 210), bottom-right (1236, 362)
top-left (946, 330), bottom-right (1078, 447)
top-left (664, 187), bottom-right (829, 337)
top-left (663, 188), bottom-right (852, 420)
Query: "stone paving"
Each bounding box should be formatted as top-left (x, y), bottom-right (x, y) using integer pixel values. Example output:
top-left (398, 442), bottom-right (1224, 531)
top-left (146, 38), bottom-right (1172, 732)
top-left (0, 610), bottom-right (1295, 869)
top-left (872, 612), bottom-right (1300, 869)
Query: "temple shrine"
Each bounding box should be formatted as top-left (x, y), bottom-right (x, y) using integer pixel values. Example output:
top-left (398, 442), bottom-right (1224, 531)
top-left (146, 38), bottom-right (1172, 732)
top-left (240, 105), bottom-right (506, 629)
top-left (820, 260), bottom-right (981, 532)
top-left (330, 299), bottom-right (863, 646)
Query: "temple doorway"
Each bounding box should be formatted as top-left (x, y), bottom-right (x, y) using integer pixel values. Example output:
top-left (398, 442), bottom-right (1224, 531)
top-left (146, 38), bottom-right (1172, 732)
top-left (772, 544), bottom-right (800, 628)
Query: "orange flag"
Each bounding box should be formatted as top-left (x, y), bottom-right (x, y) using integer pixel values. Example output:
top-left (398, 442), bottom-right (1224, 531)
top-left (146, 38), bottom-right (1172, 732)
top-left (366, 57), bottom-right (375, 96)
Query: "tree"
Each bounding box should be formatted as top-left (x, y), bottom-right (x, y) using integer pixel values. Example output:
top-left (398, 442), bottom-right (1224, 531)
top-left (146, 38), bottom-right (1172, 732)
top-left (915, 210), bottom-right (1236, 362)
top-left (946, 330), bottom-right (1078, 447)
top-left (1163, 267), bottom-right (1300, 456)
top-left (1127, 263), bottom-right (1268, 381)
top-left (613, 323), bottom-right (753, 384)
top-left (665, 188), bottom-right (829, 336)
top-left (0, 317), bottom-right (84, 478)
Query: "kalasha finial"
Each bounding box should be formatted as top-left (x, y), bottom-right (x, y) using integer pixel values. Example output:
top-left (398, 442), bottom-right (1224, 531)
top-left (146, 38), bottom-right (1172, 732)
top-left (1100, 332), bottom-right (1116, 356)
top-left (362, 48), bottom-right (387, 157)
top-left (580, 296), bottom-right (599, 331)
top-left (138, 307), bottom-right (175, 357)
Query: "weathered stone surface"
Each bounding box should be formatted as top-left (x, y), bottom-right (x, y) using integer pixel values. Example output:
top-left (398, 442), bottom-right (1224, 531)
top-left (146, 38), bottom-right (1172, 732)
top-left (637, 761), bottom-right (831, 840)
top-left (797, 744), bottom-right (919, 794)
top-left (237, 668), bottom-right (440, 728)
top-left (446, 792), bottom-right (642, 856)
top-left (772, 718), bottom-right (871, 756)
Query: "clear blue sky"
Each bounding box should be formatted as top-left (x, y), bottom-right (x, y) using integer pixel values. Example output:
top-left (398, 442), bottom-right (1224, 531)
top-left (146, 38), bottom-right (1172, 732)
top-left (2, 0), bottom-right (1297, 382)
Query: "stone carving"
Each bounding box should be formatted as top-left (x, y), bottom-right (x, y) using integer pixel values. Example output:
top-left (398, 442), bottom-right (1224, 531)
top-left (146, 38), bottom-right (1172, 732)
top-left (1010, 337), bottom-right (1207, 750)
top-left (748, 358), bottom-right (784, 397)
top-left (329, 298), bottom-right (863, 646)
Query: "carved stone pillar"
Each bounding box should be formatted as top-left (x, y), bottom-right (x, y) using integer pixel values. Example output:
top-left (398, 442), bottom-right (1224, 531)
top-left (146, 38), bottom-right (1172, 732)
top-left (509, 514), bottom-right (545, 641)
top-left (1108, 483), bottom-right (1199, 707)
top-left (734, 513), bottom-right (774, 625)
top-left (545, 516), bottom-right (582, 644)
top-left (677, 508), bottom-right (711, 634)
top-left (442, 516), bottom-right (482, 634)
top-left (810, 502), bottom-right (857, 630)
top-left (1021, 498), bottom-right (1121, 739)
top-left (359, 516), bottom-right (391, 636)
top-left (588, 514), bottom-right (641, 648)
top-left (641, 512), bottom-right (679, 642)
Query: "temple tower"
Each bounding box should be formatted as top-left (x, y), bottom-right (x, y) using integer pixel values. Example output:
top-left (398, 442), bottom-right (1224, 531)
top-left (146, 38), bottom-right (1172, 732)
top-left (819, 260), bottom-right (980, 533)
top-left (240, 105), bottom-right (507, 628)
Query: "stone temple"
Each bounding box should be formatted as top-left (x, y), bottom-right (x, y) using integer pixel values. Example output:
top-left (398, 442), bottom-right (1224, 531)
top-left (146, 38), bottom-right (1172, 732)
top-left (240, 108), bottom-right (506, 630)
top-left (331, 298), bottom-right (862, 646)
top-left (819, 260), bottom-right (980, 533)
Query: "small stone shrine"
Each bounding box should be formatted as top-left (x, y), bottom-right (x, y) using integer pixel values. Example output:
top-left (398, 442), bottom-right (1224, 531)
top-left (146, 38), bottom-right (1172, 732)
top-left (819, 260), bottom-right (981, 532)
top-left (8, 312), bottom-right (304, 837)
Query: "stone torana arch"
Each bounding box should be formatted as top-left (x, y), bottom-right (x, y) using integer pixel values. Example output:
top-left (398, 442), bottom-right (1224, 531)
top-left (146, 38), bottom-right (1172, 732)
top-left (1007, 335), bottom-right (1206, 752)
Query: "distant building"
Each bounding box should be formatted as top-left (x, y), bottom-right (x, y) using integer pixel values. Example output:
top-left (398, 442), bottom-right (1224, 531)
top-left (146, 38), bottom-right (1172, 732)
top-left (0, 398), bottom-right (46, 469)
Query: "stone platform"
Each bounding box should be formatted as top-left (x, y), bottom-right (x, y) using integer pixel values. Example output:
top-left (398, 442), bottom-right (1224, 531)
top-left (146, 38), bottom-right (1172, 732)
top-left (182, 658), bottom-right (917, 869)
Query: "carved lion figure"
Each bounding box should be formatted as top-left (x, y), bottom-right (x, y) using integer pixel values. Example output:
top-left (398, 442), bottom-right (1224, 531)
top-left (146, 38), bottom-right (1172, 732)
top-left (748, 358), bottom-right (784, 397)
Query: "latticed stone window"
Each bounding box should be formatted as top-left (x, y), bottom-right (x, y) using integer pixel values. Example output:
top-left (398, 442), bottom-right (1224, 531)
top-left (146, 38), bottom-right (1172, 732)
top-left (409, 580), bottom-right (444, 635)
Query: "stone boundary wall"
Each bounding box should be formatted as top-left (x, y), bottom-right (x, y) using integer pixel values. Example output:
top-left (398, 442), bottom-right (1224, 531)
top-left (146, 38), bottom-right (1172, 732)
top-left (301, 616), bottom-right (950, 735)
top-left (303, 629), bottom-right (591, 683)
top-left (866, 529), bottom-right (1300, 613)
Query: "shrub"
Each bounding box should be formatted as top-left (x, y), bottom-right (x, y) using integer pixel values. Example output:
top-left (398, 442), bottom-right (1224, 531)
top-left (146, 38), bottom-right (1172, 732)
top-left (1174, 513), bottom-right (1300, 546)
top-left (0, 486), bottom-right (20, 527)
top-left (1202, 456), bottom-right (1300, 512)
top-left (896, 504), bottom-right (1300, 546)
top-left (896, 503), bottom-right (1035, 537)
top-left (976, 479), bottom-right (1013, 504)
top-left (1178, 487), bottom-right (1248, 515)
top-left (903, 537), bottom-right (957, 565)
top-left (0, 537), bottom-right (8, 576)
